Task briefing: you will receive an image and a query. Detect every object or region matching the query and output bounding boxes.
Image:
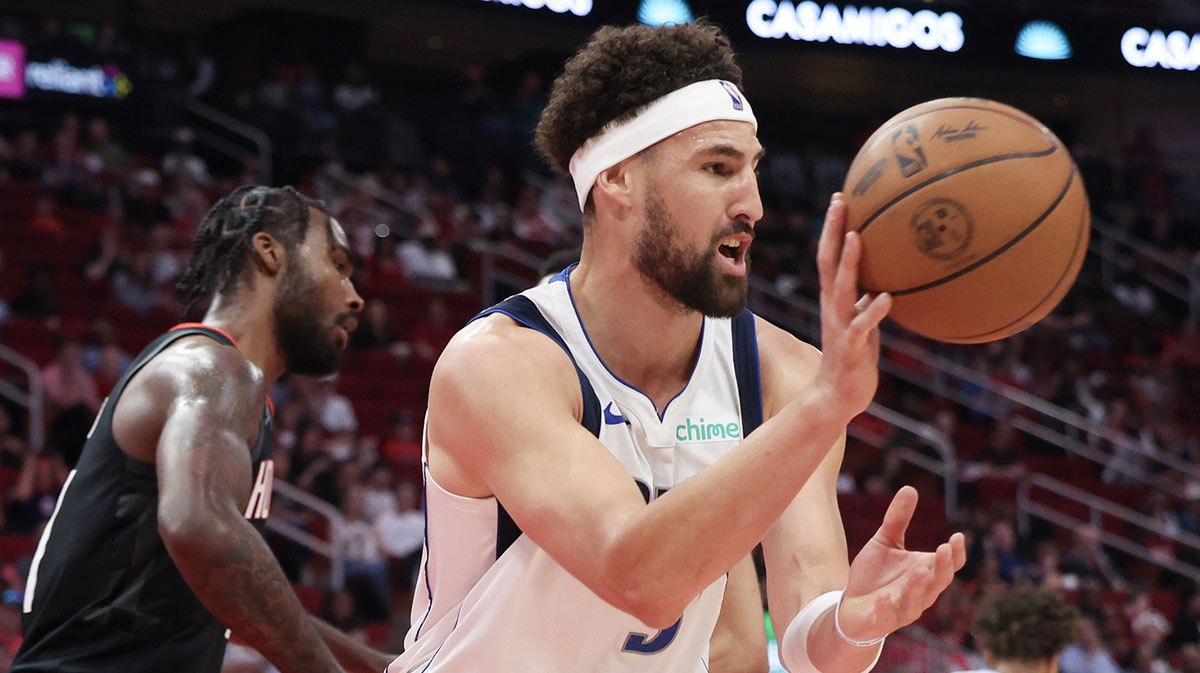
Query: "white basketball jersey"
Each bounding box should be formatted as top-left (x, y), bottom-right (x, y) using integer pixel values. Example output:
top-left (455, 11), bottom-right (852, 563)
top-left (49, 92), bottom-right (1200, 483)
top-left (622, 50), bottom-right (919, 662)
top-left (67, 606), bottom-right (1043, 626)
top-left (387, 269), bottom-right (763, 673)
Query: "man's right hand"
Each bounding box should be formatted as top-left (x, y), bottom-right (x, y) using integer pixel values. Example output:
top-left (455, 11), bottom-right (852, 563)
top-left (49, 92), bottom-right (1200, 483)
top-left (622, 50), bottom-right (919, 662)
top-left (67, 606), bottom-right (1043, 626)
top-left (812, 192), bottom-right (891, 423)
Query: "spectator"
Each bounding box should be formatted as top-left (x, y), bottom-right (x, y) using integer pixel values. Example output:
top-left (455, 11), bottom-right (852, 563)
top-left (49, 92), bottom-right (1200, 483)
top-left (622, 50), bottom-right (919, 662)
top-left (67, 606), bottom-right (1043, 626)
top-left (349, 299), bottom-right (396, 353)
top-left (12, 262), bottom-right (63, 321)
top-left (982, 519), bottom-right (1028, 584)
top-left (80, 317), bottom-right (131, 375)
top-left (111, 252), bottom-right (171, 317)
top-left (1059, 526), bottom-right (1127, 591)
top-left (397, 223), bottom-right (458, 285)
top-left (123, 168), bottom-right (171, 230)
top-left (1059, 617), bottom-right (1125, 673)
top-left (0, 406), bottom-right (27, 470)
top-left (374, 479), bottom-right (424, 590)
top-left (41, 337), bottom-right (100, 464)
top-left (311, 377), bottom-right (358, 436)
top-left (361, 464), bottom-right (395, 522)
top-left (161, 127), bottom-right (211, 187)
top-left (26, 192), bottom-right (67, 239)
top-left (6, 453), bottom-right (68, 534)
top-left (379, 411), bottom-right (420, 476)
top-left (339, 486), bottom-right (391, 619)
top-left (411, 298), bottom-right (455, 362)
top-left (333, 64), bottom-right (379, 114)
top-left (6, 130), bottom-right (43, 181)
top-left (93, 344), bottom-right (126, 399)
top-left (85, 118), bottom-right (129, 175)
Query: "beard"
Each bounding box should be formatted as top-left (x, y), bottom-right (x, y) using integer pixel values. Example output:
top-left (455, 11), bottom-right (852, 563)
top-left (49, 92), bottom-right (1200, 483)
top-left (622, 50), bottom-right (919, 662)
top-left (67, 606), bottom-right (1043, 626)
top-left (273, 260), bottom-right (344, 376)
top-left (633, 190), bottom-right (751, 319)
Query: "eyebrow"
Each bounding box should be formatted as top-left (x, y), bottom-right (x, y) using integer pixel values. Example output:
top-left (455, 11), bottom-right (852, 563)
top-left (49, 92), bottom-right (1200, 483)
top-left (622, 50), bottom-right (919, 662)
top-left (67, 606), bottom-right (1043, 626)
top-left (697, 143), bottom-right (767, 164)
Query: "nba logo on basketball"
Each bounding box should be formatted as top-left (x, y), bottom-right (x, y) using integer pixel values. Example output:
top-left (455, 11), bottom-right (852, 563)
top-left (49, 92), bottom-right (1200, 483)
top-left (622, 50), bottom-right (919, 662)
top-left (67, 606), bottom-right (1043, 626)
top-left (719, 81), bottom-right (743, 111)
top-left (243, 460), bottom-right (274, 520)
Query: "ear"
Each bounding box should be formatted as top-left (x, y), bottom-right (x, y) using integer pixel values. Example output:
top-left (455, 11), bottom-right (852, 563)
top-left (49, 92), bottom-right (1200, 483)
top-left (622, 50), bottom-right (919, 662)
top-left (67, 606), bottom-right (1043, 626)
top-left (592, 158), bottom-right (639, 216)
top-left (250, 232), bottom-right (284, 275)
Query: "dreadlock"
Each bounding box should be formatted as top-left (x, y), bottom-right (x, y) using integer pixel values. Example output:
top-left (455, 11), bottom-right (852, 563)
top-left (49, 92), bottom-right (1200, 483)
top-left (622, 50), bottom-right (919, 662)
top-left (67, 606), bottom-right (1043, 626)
top-left (176, 185), bottom-right (331, 316)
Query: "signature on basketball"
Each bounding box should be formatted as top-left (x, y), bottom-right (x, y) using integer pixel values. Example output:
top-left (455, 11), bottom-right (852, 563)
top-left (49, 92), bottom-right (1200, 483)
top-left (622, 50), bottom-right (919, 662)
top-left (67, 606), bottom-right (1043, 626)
top-left (933, 120), bottom-right (986, 142)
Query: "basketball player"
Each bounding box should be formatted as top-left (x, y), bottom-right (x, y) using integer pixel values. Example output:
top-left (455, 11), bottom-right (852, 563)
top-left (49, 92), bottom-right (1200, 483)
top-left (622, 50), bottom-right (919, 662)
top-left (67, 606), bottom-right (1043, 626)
top-left (389, 21), bottom-right (966, 673)
top-left (953, 586), bottom-right (1080, 673)
top-left (13, 186), bottom-right (392, 673)
top-left (540, 247), bottom-right (768, 672)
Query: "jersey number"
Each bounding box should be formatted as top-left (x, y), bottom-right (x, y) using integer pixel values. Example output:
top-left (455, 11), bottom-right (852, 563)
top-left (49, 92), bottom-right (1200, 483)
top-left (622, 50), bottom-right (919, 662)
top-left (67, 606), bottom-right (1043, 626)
top-left (622, 481), bottom-right (680, 655)
top-left (623, 619), bottom-right (682, 654)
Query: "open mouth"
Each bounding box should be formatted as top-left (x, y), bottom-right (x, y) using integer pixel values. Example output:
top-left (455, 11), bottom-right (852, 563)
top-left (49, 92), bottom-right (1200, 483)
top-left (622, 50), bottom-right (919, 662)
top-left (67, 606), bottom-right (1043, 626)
top-left (716, 234), bottom-right (751, 273)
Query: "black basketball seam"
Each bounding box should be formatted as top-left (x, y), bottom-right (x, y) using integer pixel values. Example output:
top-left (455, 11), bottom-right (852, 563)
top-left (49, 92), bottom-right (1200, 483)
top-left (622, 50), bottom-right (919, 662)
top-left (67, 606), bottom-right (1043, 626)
top-left (863, 165), bottom-right (1076, 297)
top-left (927, 183), bottom-right (1089, 342)
top-left (855, 143), bottom-right (1059, 235)
top-left (849, 102), bottom-right (1056, 174)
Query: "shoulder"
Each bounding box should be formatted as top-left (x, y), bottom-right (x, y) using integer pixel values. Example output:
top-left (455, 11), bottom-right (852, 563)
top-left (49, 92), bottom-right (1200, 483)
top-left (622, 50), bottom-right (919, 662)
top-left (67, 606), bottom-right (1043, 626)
top-left (132, 335), bottom-right (266, 418)
top-left (751, 314), bottom-right (821, 419)
top-left (432, 313), bottom-right (582, 411)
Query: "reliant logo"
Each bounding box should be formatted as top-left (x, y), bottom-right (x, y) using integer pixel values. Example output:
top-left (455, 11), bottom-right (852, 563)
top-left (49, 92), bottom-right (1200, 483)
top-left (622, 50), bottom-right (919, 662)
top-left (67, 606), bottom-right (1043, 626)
top-left (0, 40), bottom-right (25, 100)
top-left (1015, 20), bottom-right (1072, 60)
top-left (675, 416), bottom-right (742, 443)
top-left (1121, 27), bottom-right (1200, 71)
top-left (25, 58), bottom-right (133, 99)
top-left (746, 1), bottom-right (964, 53)
top-left (638, 0), bottom-right (694, 26)
top-left (477, 0), bottom-right (592, 17)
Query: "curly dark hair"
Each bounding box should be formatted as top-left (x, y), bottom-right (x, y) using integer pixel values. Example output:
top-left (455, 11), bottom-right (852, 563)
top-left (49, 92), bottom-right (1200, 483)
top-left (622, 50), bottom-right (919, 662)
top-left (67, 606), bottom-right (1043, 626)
top-left (176, 185), bottom-right (330, 315)
top-left (971, 586), bottom-right (1081, 663)
top-left (534, 20), bottom-right (743, 181)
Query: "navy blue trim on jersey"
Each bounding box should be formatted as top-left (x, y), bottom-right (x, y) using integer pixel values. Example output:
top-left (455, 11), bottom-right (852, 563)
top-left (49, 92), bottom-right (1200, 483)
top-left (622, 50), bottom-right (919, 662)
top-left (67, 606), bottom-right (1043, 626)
top-left (731, 309), bottom-right (764, 436)
top-left (562, 266), bottom-right (704, 421)
top-left (413, 478), bottom-right (435, 642)
top-left (472, 295), bottom-right (602, 559)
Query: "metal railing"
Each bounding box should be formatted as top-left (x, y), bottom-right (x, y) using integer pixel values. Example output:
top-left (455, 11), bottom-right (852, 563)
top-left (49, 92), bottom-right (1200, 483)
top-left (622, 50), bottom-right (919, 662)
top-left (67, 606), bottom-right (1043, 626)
top-left (1016, 473), bottom-right (1200, 584)
top-left (1089, 217), bottom-right (1196, 316)
top-left (181, 98), bottom-right (273, 185)
top-left (265, 480), bottom-right (347, 590)
top-left (876, 625), bottom-right (983, 673)
top-left (746, 275), bottom-right (1200, 494)
top-left (0, 343), bottom-right (44, 453)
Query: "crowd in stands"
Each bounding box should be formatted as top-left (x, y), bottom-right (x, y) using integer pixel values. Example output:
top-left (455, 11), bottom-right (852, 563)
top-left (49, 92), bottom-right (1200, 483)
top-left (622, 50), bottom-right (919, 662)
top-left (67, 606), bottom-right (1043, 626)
top-left (1, 14), bottom-right (1200, 673)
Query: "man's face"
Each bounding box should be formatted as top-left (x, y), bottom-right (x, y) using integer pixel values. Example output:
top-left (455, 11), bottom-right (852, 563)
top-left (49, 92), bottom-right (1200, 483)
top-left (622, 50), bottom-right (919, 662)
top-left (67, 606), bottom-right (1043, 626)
top-left (630, 120), bottom-right (763, 318)
top-left (273, 210), bottom-right (362, 376)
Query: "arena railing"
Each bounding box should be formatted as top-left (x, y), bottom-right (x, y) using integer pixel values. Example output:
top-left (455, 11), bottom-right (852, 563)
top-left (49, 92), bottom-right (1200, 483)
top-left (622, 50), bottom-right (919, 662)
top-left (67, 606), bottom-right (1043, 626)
top-left (746, 275), bottom-right (1199, 496)
top-left (1016, 472), bottom-right (1200, 584)
top-left (0, 343), bottom-right (44, 453)
top-left (1089, 217), bottom-right (1197, 318)
top-left (875, 624), bottom-right (984, 673)
top-left (182, 97), bottom-right (273, 185)
top-left (264, 480), bottom-right (347, 590)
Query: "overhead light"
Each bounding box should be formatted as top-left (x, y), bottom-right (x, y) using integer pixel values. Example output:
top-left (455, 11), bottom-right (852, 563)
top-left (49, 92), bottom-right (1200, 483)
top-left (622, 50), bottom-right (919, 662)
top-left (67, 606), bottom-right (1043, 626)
top-left (1015, 20), bottom-right (1073, 60)
top-left (638, 0), bottom-right (694, 26)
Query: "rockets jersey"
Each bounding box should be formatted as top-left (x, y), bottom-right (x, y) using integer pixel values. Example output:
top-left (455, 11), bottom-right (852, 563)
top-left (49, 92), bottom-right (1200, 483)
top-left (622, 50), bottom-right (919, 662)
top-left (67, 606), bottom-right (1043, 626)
top-left (13, 324), bottom-right (275, 673)
top-left (389, 267), bottom-right (763, 673)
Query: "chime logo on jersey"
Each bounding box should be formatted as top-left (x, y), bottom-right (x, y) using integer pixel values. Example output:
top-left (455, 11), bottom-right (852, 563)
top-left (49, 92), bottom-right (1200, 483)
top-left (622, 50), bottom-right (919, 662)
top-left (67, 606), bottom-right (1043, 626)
top-left (243, 459), bottom-right (274, 520)
top-left (675, 416), bottom-right (742, 443)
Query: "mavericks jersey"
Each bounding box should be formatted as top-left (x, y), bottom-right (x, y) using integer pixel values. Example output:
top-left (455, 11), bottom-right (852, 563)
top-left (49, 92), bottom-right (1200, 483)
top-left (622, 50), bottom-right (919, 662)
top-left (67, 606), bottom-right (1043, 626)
top-left (13, 324), bottom-right (276, 673)
top-left (389, 269), bottom-right (763, 673)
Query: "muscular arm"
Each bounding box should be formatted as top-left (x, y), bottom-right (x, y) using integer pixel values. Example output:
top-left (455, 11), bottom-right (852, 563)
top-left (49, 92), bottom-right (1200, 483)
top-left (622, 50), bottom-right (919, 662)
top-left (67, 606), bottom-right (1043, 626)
top-left (428, 318), bottom-right (850, 629)
top-left (310, 616), bottom-right (395, 673)
top-left (709, 554), bottom-right (768, 673)
top-left (153, 344), bottom-right (343, 673)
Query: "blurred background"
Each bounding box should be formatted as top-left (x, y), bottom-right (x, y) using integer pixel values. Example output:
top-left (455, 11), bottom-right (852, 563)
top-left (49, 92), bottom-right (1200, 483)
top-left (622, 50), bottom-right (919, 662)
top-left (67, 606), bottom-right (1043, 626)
top-left (0, 0), bottom-right (1199, 671)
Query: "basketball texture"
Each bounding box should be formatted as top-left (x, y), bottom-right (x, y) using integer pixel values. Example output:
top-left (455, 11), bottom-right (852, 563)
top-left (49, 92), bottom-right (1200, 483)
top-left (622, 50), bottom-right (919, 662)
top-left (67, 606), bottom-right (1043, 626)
top-left (842, 97), bottom-right (1090, 343)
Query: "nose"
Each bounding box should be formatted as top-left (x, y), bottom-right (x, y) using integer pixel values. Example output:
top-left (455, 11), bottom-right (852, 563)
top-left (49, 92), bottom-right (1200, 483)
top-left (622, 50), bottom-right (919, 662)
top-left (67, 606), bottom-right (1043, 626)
top-left (345, 279), bottom-right (364, 314)
top-left (730, 168), bottom-right (763, 227)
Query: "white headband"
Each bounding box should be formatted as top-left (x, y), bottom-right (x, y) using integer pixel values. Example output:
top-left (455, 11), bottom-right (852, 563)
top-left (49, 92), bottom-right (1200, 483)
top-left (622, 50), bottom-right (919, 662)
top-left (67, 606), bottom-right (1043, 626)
top-left (567, 79), bottom-right (757, 211)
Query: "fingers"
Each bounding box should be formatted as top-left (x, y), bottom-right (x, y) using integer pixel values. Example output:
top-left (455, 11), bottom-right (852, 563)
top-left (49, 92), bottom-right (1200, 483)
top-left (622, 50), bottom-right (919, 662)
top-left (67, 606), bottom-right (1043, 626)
top-left (874, 485), bottom-right (918, 547)
top-left (817, 193), bottom-right (846, 302)
top-left (847, 292), bottom-right (892, 341)
top-left (949, 532), bottom-right (967, 571)
top-left (831, 231), bottom-right (862, 321)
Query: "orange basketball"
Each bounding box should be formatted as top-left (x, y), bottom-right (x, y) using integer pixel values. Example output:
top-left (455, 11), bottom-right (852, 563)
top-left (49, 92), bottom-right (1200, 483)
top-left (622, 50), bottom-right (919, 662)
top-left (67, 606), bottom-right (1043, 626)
top-left (841, 97), bottom-right (1090, 344)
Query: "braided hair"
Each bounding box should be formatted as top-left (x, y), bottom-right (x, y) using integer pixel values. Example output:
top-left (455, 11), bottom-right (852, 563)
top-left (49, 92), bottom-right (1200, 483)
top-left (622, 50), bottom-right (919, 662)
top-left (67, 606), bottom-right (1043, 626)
top-left (176, 185), bottom-right (330, 315)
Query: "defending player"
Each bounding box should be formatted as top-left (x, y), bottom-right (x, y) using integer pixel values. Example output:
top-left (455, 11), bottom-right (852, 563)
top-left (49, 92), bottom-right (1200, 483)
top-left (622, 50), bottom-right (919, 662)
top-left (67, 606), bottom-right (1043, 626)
top-left (13, 186), bottom-right (391, 673)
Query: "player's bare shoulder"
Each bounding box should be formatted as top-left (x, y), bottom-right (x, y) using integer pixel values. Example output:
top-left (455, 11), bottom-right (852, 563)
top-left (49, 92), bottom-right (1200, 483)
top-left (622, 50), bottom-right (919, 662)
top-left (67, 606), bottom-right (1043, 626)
top-left (433, 312), bottom-right (580, 401)
top-left (112, 336), bottom-right (267, 462)
top-left (752, 315), bottom-right (823, 419)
